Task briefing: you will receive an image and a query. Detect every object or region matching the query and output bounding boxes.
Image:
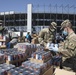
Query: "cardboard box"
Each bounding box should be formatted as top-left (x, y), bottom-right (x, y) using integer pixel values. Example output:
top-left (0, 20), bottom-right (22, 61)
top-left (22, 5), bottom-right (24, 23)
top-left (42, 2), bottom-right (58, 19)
top-left (30, 58), bottom-right (51, 64)
top-left (0, 39), bottom-right (5, 42)
top-left (54, 68), bottom-right (76, 75)
top-left (0, 45), bottom-right (6, 49)
top-left (43, 66), bottom-right (54, 75)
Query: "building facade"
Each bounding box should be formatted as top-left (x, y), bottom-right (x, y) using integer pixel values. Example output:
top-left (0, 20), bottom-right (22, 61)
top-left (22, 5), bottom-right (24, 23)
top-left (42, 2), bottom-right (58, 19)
top-left (0, 4), bottom-right (76, 33)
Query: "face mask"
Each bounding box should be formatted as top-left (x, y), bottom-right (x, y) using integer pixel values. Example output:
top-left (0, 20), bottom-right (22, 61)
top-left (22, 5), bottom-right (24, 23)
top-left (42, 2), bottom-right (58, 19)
top-left (62, 30), bottom-right (68, 36)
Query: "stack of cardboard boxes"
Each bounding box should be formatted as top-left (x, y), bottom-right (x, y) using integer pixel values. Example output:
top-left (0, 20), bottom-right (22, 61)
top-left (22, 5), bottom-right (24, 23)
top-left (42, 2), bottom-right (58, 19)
top-left (0, 34), bottom-right (6, 49)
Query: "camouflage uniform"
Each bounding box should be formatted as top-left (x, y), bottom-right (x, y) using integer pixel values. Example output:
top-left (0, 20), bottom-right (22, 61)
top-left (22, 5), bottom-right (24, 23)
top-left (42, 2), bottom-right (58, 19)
top-left (38, 22), bottom-right (57, 47)
top-left (59, 20), bottom-right (76, 71)
top-left (0, 20), bottom-right (5, 35)
top-left (0, 26), bottom-right (4, 31)
top-left (61, 32), bottom-right (76, 57)
top-left (0, 20), bottom-right (3, 31)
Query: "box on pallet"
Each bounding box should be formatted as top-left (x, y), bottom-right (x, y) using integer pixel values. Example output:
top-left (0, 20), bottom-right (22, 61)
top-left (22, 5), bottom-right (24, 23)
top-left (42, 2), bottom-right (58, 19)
top-left (0, 48), bottom-right (27, 66)
top-left (22, 59), bottom-right (53, 75)
top-left (14, 43), bottom-right (37, 57)
top-left (6, 49), bottom-right (54, 75)
top-left (30, 50), bottom-right (52, 64)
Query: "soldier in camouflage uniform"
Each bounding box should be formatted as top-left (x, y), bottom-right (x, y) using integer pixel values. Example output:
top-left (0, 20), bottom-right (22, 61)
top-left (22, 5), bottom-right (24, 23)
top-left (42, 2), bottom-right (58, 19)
top-left (59, 19), bottom-right (76, 71)
top-left (0, 20), bottom-right (4, 31)
top-left (0, 20), bottom-right (5, 35)
top-left (38, 22), bottom-right (57, 47)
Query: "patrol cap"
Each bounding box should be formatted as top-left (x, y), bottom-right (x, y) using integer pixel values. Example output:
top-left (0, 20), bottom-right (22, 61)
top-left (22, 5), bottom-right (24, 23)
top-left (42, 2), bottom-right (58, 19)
top-left (61, 19), bottom-right (71, 30)
top-left (51, 22), bottom-right (57, 29)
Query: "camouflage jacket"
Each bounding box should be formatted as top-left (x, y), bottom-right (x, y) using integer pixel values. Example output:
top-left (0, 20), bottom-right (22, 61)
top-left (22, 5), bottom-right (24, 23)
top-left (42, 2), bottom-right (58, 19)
top-left (38, 28), bottom-right (55, 46)
top-left (59, 32), bottom-right (76, 58)
top-left (0, 26), bottom-right (4, 31)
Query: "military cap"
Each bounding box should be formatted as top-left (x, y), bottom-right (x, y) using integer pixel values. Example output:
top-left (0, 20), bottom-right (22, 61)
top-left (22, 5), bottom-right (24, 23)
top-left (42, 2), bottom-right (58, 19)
top-left (51, 22), bottom-right (57, 29)
top-left (61, 19), bottom-right (71, 30)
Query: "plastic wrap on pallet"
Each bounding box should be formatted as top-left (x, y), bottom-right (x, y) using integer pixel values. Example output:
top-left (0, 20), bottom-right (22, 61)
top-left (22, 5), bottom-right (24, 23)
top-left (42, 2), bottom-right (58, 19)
top-left (0, 48), bottom-right (27, 66)
top-left (16, 43), bottom-right (36, 50)
top-left (31, 50), bottom-right (51, 61)
top-left (7, 66), bottom-right (40, 75)
top-left (14, 43), bottom-right (38, 58)
top-left (0, 48), bottom-right (26, 60)
top-left (21, 59), bottom-right (52, 75)
top-left (0, 63), bottom-right (15, 75)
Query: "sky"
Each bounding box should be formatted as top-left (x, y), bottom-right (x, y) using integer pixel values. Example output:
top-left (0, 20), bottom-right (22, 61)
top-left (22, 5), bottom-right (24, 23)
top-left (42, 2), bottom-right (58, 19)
top-left (0, 0), bottom-right (76, 13)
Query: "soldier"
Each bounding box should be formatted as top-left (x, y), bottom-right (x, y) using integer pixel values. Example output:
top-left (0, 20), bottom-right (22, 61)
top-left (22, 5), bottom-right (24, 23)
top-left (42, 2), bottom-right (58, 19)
top-left (0, 20), bottom-right (6, 35)
top-left (59, 19), bottom-right (76, 71)
top-left (0, 20), bottom-right (4, 31)
top-left (38, 22), bottom-right (57, 47)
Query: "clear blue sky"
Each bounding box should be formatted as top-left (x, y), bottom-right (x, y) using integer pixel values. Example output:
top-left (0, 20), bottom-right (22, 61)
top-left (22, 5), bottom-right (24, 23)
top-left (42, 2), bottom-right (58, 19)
top-left (0, 0), bottom-right (76, 13)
